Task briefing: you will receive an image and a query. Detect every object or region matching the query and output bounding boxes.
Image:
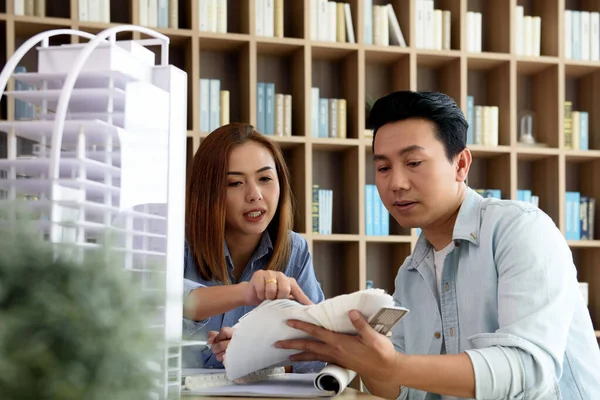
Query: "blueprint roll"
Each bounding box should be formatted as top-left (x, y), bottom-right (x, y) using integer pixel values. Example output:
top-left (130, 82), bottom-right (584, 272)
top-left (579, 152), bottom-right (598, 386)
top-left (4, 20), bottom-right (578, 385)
top-left (314, 364), bottom-right (357, 395)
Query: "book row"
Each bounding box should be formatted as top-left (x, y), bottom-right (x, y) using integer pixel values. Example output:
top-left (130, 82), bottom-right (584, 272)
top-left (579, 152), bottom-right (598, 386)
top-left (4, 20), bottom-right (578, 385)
top-left (310, 88), bottom-right (347, 139)
top-left (565, 192), bottom-right (596, 241)
top-left (256, 82), bottom-right (292, 137)
top-left (465, 97), bottom-right (499, 147)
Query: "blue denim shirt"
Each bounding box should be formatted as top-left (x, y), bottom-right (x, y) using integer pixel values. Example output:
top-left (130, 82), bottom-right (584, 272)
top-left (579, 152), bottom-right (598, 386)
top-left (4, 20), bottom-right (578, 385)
top-left (392, 187), bottom-right (600, 400)
top-left (182, 230), bottom-right (325, 373)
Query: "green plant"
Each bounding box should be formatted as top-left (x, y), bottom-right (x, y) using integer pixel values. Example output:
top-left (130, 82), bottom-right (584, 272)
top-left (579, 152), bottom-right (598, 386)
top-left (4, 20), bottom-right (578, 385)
top-left (0, 227), bottom-right (162, 400)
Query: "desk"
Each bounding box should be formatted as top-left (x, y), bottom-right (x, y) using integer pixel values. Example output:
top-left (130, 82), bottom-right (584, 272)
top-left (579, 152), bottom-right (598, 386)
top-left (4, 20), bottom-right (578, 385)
top-left (184, 387), bottom-right (384, 400)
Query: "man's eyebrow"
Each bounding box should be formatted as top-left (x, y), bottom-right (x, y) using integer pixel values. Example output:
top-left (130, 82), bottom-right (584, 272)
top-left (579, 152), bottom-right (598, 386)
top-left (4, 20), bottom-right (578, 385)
top-left (227, 166), bottom-right (274, 175)
top-left (373, 145), bottom-right (425, 161)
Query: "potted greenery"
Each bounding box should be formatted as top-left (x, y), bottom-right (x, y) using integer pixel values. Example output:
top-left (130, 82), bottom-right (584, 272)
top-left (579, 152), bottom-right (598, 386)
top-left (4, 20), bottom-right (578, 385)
top-left (0, 226), bottom-right (162, 400)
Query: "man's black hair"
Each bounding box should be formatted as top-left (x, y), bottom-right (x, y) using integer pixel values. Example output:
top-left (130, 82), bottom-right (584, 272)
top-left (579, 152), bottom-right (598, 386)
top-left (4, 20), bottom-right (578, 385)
top-left (367, 91), bottom-right (468, 161)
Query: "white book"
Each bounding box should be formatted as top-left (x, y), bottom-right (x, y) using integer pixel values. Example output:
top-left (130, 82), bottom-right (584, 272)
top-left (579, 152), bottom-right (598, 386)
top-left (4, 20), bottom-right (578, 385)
top-left (264, 0), bottom-right (274, 37)
top-left (373, 5), bottom-right (381, 45)
top-left (14, 0), bottom-right (25, 15)
top-left (87, 0), bottom-right (101, 22)
top-left (318, 0), bottom-right (328, 41)
top-left (532, 16), bottom-right (541, 56)
top-left (344, 3), bottom-right (355, 44)
top-left (207, 0), bottom-right (217, 32)
top-left (100, 0), bottom-right (110, 23)
top-left (442, 10), bottom-right (451, 50)
top-left (283, 95), bottom-right (292, 136)
top-left (217, 0), bottom-right (227, 33)
top-left (148, 0), bottom-right (158, 27)
top-left (434, 9), bottom-right (442, 50)
top-left (274, 94), bottom-right (284, 136)
top-left (423, 0), bottom-right (434, 49)
top-left (199, 0), bottom-right (209, 32)
top-left (591, 12), bottom-right (599, 61)
top-left (474, 12), bottom-right (482, 52)
top-left (488, 106), bottom-right (499, 146)
top-left (467, 12), bottom-right (475, 52)
top-left (311, 0), bottom-right (319, 40)
top-left (515, 6), bottom-right (524, 55)
top-left (386, 3), bottom-right (406, 47)
top-left (328, 1), bottom-right (336, 42)
top-left (224, 289), bottom-right (408, 381)
top-left (78, 0), bottom-right (88, 21)
top-left (523, 16), bottom-right (532, 55)
top-left (415, 0), bottom-right (425, 48)
top-left (379, 5), bottom-right (389, 46)
top-left (564, 10), bottom-right (572, 59)
top-left (581, 11), bottom-right (590, 60)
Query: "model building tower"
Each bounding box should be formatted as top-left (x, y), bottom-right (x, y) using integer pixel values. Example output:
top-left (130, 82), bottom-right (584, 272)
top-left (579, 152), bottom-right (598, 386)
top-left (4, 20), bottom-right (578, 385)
top-left (0, 27), bottom-right (188, 399)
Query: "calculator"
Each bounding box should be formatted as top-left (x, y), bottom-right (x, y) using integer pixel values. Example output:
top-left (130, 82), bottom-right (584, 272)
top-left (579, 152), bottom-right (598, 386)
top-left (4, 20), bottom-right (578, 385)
top-left (368, 306), bottom-right (409, 336)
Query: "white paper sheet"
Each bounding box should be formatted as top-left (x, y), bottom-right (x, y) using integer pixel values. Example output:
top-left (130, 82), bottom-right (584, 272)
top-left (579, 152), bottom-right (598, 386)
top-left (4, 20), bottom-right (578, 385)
top-left (224, 289), bottom-right (397, 381)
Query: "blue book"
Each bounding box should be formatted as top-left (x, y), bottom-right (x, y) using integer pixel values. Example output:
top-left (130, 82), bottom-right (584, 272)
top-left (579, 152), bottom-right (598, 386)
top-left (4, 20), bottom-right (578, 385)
top-left (319, 98), bottom-right (329, 138)
top-left (566, 191), bottom-right (581, 240)
top-left (517, 189), bottom-right (532, 202)
top-left (466, 95), bottom-right (474, 145)
top-left (572, 11), bottom-right (581, 60)
top-left (366, 185), bottom-right (374, 236)
top-left (311, 88), bottom-right (320, 137)
top-left (579, 111), bottom-right (588, 150)
top-left (264, 83), bottom-right (275, 135)
top-left (380, 195), bottom-right (389, 236)
top-left (257, 82), bottom-right (265, 133)
top-left (373, 186), bottom-right (381, 236)
top-left (580, 196), bottom-right (590, 239)
top-left (199, 79), bottom-right (210, 132)
top-left (158, 0), bottom-right (169, 28)
top-left (364, 0), bottom-right (372, 45)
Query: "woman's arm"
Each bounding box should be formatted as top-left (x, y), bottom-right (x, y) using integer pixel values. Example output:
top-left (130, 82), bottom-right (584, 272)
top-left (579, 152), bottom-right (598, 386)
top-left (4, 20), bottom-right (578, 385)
top-left (184, 282), bottom-right (248, 321)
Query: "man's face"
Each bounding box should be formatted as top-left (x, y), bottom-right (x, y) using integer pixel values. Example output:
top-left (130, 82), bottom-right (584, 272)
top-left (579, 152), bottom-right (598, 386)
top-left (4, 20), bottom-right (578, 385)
top-left (373, 118), bottom-right (466, 229)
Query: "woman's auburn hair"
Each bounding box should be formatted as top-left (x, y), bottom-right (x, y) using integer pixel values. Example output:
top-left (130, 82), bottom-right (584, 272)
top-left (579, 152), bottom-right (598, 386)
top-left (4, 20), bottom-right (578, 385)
top-left (185, 123), bottom-right (294, 285)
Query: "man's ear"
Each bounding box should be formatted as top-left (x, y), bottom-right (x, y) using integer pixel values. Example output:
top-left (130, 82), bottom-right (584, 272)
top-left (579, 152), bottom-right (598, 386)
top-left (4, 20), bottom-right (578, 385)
top-left (455, 148), bottom-right (472, 183)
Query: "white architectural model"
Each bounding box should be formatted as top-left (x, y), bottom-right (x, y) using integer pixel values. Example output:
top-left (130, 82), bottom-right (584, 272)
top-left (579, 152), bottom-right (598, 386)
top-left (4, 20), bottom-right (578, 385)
top-left (0, 26), bottom-right (189, 399)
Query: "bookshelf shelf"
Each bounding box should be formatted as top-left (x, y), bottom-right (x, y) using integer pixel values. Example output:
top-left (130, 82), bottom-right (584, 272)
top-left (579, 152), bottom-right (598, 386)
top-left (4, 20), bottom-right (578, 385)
top-left (2, 0), bottom-right (599, 342)
top-left (366, 242), bottom-right (411, 295)
top-left (312, 234), bottom-right (361, 242)
top-left (517, 64), bottom-right (560, 148)
top-left (313, 241), bottom-right (360, 298)
top-left (568, 240), bottom-right (600, 248)
top-left (469, 153), bottom-right (512, 200)
top-left (469, 144), bottom-right (511, 157)
top-left (517, 154), bottom-right (560, 225)
top-left (416, 56), bottom-right (461, 102)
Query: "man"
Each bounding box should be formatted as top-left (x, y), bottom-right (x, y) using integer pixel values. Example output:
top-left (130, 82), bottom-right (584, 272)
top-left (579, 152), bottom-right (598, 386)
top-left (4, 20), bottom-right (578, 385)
top-left (275, 91), bottom-right (600, 399)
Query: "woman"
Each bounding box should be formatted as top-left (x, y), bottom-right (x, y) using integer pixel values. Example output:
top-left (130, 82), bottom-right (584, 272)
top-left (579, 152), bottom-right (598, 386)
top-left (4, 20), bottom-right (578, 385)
top-left (183, 123), bottom-right (324, 372)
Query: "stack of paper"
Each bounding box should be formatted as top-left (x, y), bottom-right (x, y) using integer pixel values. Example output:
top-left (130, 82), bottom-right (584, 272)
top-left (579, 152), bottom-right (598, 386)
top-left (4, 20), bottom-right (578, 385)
top-left (224, 289), bottom-right (396, 381)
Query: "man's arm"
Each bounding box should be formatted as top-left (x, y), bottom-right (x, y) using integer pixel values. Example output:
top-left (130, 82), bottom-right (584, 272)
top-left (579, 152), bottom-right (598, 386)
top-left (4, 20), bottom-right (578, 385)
top-left (459, 208), bottom-right (574, 399)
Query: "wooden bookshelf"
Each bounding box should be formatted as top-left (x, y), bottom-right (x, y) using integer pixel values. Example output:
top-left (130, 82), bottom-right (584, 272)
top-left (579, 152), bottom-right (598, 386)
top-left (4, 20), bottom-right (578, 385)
top-left (1, 0), bottom-right (600, 341)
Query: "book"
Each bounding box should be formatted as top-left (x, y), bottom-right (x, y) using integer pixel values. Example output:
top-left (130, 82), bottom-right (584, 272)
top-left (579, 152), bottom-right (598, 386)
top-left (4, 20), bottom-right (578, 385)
top-left (181, 364), bottom-right (357, 398)
top-left (224, 289), bottom-right (408, 381)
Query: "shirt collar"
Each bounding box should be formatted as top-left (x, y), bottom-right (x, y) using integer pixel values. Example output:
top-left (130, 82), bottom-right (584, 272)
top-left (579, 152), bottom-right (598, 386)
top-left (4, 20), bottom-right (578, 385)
top-left (224, 230), bottom-right (274, 271)
top-left (408, 186), bottom-right (483, 270)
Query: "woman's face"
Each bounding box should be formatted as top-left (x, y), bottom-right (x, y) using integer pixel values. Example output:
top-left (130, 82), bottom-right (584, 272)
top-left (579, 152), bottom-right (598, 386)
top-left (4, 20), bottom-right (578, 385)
top-left (225, 141), bottom-right (281, 238)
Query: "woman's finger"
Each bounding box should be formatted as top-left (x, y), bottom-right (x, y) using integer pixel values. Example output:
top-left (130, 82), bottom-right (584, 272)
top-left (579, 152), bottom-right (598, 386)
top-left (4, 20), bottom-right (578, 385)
top-left (276, 274), bottom-right (292, 299)
top-left (264, 272), bottom-right (278, 300)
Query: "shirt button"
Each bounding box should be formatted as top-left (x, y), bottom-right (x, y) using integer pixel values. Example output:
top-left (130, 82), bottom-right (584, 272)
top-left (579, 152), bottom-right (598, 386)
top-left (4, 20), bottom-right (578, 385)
top-left (454, 240), bottom-right (460, 246)
top-left (434, 332), bottom-right (441, 339)
top-left (445, 282), bottom-right (449, 292)
top-left (450, 327), bottom-right (454, 337)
